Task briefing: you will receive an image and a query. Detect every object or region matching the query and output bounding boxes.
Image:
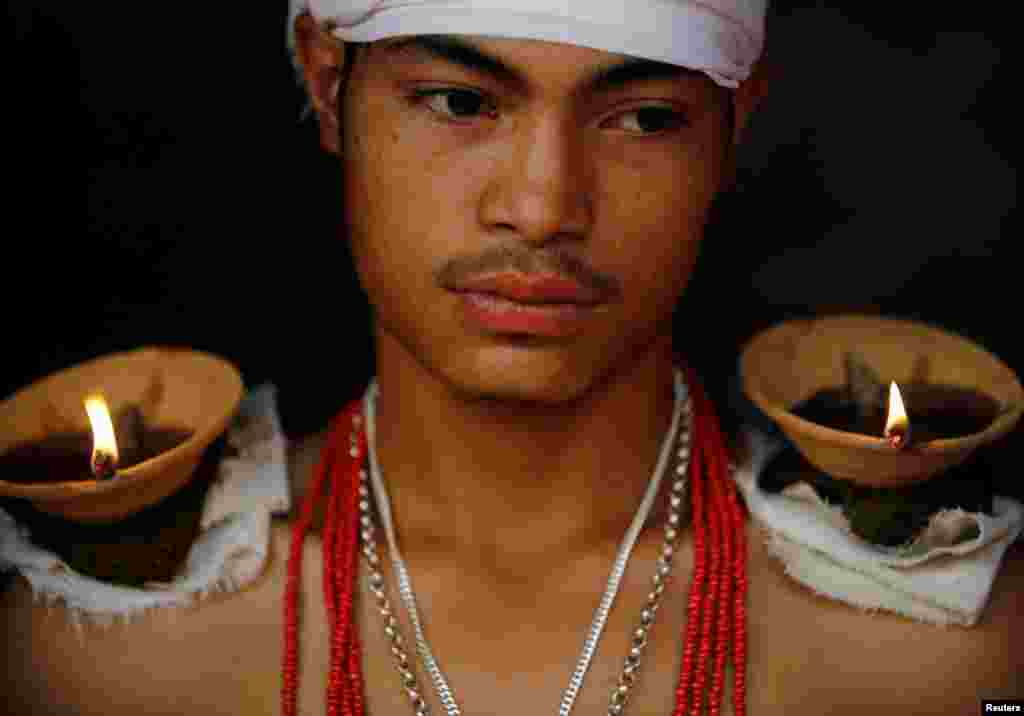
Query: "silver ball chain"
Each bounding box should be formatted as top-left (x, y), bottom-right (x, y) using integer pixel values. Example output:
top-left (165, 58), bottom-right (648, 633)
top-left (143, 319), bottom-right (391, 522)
top-left (354, 371), bottom-right (692, 716)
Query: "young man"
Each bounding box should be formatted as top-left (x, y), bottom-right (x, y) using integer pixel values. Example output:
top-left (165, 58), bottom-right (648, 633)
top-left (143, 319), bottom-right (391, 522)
top-left (3, 3), bottom-right (1022, 715)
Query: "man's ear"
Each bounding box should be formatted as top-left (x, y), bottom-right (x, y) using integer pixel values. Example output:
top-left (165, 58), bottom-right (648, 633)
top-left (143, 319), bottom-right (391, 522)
top-left (731, 51), bottom-right (772, 147)
top-left (294, 13), bottom-right (348, 155)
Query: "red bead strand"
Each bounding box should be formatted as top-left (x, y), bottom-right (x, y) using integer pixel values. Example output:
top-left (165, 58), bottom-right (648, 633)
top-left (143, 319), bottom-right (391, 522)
top-left (690, 382), bottom-right (723, 716)
top-left (282, 407), bottom-right (347, 716)
top-left (324, 426), bottom-right (343, 716)
top-left (696, 376), bottom-right (749, 716)
top-left (703, 389), bottom-right (734, 716)
top-left (712, 411), bottom-right (749, 716)
top-left (339, 424), bottom-right (368, 714)
top-left (674, 397), bottom-right (707, 716)
top-left (328, 410), bottom-right (358, 715)
top-left (326, 412), bottom-right (365, 716)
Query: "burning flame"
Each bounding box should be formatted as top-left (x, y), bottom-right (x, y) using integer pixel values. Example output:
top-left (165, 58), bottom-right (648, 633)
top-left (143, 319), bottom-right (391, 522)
top-left (84, 394), bottom-right (119, 477)
top-left (883, 381), bottom-right (911, 448)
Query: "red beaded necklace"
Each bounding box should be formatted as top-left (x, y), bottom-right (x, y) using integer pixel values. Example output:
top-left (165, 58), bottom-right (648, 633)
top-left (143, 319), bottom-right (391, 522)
top-left (282, 366), bottom-right (748, 716)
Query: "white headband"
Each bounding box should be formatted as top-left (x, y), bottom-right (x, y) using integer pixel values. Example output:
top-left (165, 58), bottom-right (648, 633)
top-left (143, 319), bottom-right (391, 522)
top-left (288, 0), bottom-right (767, 89)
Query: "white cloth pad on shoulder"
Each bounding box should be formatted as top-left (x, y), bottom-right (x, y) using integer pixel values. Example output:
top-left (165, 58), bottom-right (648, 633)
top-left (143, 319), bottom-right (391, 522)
top-left (734, 429), bottom-right (1023, 627)
top-left (0, 384), bottom-right (290, 628)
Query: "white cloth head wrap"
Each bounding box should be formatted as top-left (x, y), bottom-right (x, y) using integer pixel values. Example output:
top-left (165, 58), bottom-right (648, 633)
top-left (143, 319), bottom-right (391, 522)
top-left (288, 0), bottom-right (767, 89)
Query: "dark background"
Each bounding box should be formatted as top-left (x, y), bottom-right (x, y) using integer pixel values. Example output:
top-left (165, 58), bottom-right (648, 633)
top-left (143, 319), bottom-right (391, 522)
top-left (3, 2), bottom-right (1018, 443)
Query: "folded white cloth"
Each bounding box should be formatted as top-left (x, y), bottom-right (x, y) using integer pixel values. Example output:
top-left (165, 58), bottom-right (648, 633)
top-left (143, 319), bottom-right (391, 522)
top-left (290, 0), bottom-right (768, 89)
top-left (735, 429), bottom-right (1024, 627)
top-left (200, 384), bottom-right (290, 530)
top-left (0, 384), bottom-right (290, 628)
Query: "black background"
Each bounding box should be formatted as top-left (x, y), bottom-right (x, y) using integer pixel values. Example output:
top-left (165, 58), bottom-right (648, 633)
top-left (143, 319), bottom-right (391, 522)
top-left (3, 2), bottom-right (1018, 444)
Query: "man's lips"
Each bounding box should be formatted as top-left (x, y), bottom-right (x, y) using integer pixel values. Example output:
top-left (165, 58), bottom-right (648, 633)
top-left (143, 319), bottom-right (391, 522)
top-left (449, 273), bottom-right (606, 306)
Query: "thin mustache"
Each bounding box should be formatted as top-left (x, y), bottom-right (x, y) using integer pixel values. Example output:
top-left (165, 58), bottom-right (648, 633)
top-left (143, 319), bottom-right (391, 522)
top-left (436, 245), bottom-right (620, 298)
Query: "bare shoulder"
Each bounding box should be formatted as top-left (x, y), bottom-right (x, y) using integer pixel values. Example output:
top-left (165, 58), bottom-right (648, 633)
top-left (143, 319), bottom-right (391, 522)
top-left (971, 538), bottom-right (1024, 691)
top-left (1, 519), bottom-right (330, 716)
top-left (0, 425), bottom-right (337, 716)
top-left (746, 519), bottom-right (1024, 715)
top-left (906, 540), bottom-right (1024, 708)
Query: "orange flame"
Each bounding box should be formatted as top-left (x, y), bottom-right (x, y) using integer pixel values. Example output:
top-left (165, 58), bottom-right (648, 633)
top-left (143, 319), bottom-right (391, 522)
top-left (883, 381), bottom-right (911, 449)
top-left (84, 394), bottom-right (119, 478)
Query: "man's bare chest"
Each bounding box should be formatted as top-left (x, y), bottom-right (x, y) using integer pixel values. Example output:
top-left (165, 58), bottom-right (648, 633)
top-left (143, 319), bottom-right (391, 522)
top-left (348, 527), bottom-right (755, 716)
top-left (338, 516), bottom-right (1006, 716)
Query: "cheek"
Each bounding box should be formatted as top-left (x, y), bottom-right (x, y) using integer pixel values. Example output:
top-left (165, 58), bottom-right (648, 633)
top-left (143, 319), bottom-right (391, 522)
top-left (341, 111), bottom-right (478, 340)
top-left (343, 106), bottom-right (423, 294)
top-left (618, 236), bottom-right (701, 329)
top-left (342, 94), bottom-right (503, 303)
top-left (599, 148), bottom-right (720, 312)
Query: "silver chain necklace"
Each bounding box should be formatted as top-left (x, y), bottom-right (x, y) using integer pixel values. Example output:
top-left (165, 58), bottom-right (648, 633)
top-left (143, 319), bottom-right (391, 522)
top-left (354, 370), bottom-right (692, 716)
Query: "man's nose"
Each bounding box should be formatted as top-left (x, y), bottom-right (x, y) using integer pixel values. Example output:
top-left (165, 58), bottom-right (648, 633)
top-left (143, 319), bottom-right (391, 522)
top-left (477, 115), bottom-right (593, 245)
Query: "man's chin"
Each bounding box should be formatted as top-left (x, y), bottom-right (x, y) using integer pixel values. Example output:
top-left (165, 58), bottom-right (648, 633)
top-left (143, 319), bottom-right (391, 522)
top-left (379, 322), bottom-right (636, 406)
top-left (438, 346), bottom-right (606, 407)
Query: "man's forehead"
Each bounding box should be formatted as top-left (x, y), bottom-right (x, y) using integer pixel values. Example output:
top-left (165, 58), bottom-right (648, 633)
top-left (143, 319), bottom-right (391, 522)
top-left (372, 34), bottom-right (708, 95)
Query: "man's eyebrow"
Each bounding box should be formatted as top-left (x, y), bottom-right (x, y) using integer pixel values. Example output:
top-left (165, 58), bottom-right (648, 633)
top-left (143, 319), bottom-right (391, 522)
top-left (379, 35), bottom-right (695, 94)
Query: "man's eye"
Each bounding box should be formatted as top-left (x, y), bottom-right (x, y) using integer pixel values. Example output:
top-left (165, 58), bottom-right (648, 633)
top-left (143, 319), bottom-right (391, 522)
top-left (606, 107), bottom-right (689, 135)
top-left (410, 90), bottom-right (687, 136)
top-left (412, 88), bottom-right (497, 121)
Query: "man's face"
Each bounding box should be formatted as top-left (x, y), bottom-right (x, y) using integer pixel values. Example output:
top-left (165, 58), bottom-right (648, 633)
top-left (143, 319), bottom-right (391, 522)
top-left (339, 35), bottom-right (731, 403)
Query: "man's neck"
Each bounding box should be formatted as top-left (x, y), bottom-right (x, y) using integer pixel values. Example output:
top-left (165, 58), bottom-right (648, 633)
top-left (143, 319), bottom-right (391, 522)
top-left (369, 335), bottom-right (681, 575)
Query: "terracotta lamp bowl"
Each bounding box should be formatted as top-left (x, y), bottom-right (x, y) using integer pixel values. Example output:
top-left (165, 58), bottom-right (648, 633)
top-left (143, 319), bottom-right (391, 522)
top-left (740, 315), bottom-right (1024, 487)
top-left (0, 347), bottom-right (244, 523)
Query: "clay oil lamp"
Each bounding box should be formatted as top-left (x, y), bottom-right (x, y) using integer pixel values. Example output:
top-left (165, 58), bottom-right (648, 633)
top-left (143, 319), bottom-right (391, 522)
top-left (739, 315), bottom-right (1023, 546)
top-left (740, 315), bottom-right (1023, 488)
top-left (0, 347), bottom-right (243, 523)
